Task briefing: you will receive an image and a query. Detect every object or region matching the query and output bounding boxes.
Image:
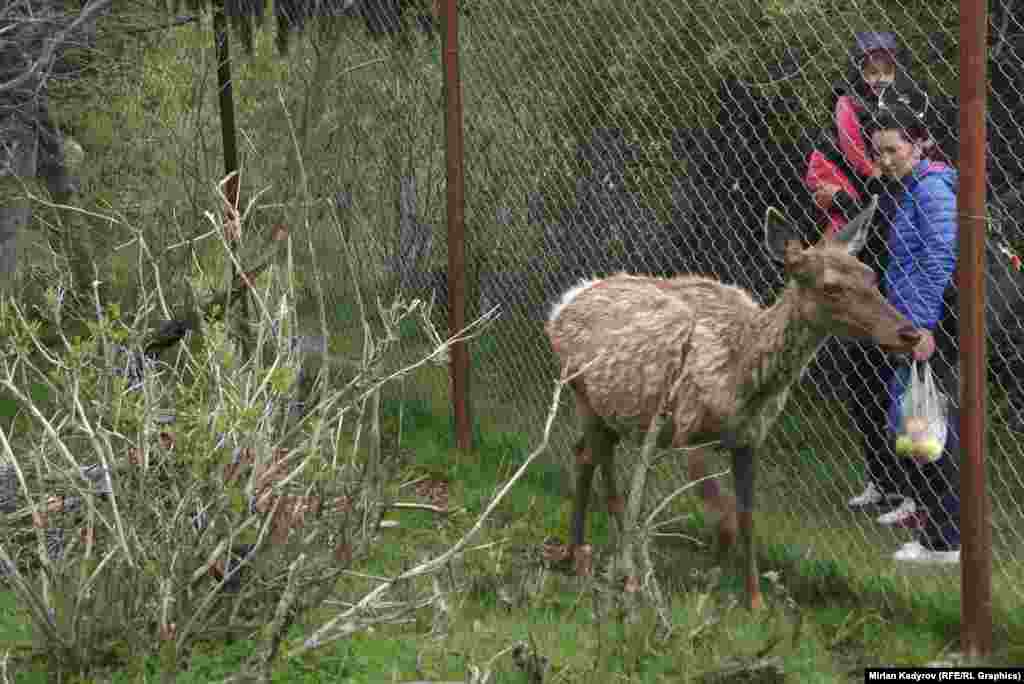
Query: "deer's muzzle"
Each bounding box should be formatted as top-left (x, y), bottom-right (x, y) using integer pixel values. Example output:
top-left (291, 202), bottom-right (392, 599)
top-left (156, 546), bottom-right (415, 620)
top-left (882, 325), bottom-right (922, 352)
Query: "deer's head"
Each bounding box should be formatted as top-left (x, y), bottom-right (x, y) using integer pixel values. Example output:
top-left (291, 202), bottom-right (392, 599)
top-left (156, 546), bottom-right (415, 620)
top-left (764, 197), bottom-right (921, 353)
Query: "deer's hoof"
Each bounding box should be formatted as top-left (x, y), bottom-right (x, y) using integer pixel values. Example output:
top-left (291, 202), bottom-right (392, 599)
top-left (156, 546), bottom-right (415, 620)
top-left (573, 544), bottom-right (594, 577)
top-left (717, 514), bottom-right (738, 552)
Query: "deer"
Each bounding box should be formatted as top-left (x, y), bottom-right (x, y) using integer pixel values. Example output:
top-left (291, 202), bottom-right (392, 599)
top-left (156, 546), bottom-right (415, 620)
top-left (545, 197), bottom-right (922, 610)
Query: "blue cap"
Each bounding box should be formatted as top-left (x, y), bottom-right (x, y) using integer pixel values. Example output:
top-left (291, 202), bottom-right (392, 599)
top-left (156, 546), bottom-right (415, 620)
top-left (854, 31), bottom-right (898, 59)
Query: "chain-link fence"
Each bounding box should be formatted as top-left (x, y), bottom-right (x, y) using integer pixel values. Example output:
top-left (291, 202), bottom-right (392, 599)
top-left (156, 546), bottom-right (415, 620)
top-left (26, 0), bottom-right (1020, 631)
top-left (367, 0), bottom-right (1024, 620)
top-left (144, 0), bottom-right (1020, 624)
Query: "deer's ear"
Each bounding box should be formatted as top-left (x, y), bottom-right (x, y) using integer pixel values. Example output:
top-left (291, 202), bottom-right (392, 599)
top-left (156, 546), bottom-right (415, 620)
top-left (764, 206), bottom-right (803, 263)
top-left (831, 194), bottom-right (878, 255)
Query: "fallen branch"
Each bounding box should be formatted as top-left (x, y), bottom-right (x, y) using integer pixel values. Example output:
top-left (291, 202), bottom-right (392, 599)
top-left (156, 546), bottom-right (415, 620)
top-left (257, 553), bottom-right (305, 683)
top-left (466, 641), bottom-right (530, 684)
top-left (614, 320), bottom-right (698, 625)
top-left (650, 532), bottom-right (705, 546)
top-left (121, 14), bottom-right (199, 35)
top-left (0, 0), bottom-right (113, 95)
top-left (287, 360), bottom-right (597, 658)
top-left (389, 502), bottom-right (450, 514)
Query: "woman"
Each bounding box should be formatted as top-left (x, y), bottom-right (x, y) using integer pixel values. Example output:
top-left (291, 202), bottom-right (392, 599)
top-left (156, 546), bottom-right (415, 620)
top-left (864, 103), bottom-right (961, 563)
top-left (807, 31), bottom-right (931, 523)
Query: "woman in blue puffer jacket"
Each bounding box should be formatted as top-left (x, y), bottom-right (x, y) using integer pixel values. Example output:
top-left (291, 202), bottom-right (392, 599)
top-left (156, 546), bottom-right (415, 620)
top-left (864, 103), bottom-right (961, 563)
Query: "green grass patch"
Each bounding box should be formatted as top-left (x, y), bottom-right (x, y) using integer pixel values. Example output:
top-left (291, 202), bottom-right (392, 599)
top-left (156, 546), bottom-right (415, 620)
top-left (3, 393), bottom-right (1019, 681)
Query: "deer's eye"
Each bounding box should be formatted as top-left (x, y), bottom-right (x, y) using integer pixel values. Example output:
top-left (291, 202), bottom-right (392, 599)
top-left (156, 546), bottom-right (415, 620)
top-left (823, 283), bottom-right (843, 297)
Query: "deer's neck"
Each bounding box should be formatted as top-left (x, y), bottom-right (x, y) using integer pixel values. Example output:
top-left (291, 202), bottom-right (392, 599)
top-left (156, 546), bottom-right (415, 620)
top-left (733, 284), bottom-right (828, 415)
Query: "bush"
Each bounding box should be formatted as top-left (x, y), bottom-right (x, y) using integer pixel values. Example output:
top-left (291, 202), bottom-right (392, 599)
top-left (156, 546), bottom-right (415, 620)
top-left (0, 217), bottom-right (464, 680)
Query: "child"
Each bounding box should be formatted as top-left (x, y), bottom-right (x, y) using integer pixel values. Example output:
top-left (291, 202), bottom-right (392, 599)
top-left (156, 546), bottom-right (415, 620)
top-left (806, 32), bottom-right (928, 239)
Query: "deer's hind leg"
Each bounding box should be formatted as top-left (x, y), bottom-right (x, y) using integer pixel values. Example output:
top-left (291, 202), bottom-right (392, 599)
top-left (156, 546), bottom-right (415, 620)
top-left (569, 411), bottom-right (618, 575)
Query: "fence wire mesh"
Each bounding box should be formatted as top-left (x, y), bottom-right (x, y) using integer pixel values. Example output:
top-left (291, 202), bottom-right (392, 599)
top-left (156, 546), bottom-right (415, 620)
top-left (401, 0), bottom-right (1024, 612)
top-left (63, 0), bottom-right (1022, 619)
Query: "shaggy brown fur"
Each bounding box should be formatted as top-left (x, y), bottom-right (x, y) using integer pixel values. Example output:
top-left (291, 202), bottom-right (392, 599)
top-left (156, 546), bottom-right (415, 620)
top-left (548, 274), bottom-right (831, 449)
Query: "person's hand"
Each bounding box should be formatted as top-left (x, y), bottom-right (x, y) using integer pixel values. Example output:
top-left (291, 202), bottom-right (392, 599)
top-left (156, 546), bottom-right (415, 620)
top-left (813, 183), bottom-right (841, 210)
top-left (912, 329), bottom-right (936, 361)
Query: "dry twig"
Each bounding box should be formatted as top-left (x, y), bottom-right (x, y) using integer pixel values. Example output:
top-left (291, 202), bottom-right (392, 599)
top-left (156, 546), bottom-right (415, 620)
top-left (288, 360), bottom-right (596, 658)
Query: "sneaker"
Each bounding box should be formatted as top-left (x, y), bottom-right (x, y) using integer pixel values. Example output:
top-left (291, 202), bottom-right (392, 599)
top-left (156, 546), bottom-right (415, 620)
top-left (848, 482), bottom-right (901, 508)
top-left (877, 498), bottom-right (918, 525)
top-left (892, 541), bottom-right (960, 564)
top-left (893, 510), bottom-right (928, 530)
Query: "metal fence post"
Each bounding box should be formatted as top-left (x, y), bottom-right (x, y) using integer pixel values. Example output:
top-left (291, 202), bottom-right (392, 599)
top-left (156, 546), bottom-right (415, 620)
top-left (959, 0), bottom-right (992, 658)
top-left (212, 3), bottom-right (240, 217)
top-left (211, 1), bottom-right (248, 355)
top-left (442, 0), bottom-right (471, 453)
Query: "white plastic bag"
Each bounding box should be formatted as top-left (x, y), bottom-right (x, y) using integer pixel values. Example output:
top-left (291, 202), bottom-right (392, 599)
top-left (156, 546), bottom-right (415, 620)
top-left (894, 360), bottom-right (948, 463)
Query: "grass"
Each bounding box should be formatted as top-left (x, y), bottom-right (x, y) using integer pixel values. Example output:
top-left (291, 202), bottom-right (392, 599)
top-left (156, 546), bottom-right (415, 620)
top-left (4, 389), bottom-right (1020, 682)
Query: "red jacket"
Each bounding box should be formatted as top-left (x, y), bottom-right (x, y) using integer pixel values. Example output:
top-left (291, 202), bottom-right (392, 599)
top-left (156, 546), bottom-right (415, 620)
top-left (805, 95), bottom-right (878, 235)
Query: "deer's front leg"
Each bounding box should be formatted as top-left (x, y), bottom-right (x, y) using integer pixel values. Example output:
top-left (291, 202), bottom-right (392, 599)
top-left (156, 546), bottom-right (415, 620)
top-left (600, 457), bottom-right (625, 542)
top-left (731, 445), bottom-right (763, 611)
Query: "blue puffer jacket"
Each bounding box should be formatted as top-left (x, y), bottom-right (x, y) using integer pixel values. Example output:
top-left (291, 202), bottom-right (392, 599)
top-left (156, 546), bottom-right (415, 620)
top-left (883, 159), bottom-right (959, 330)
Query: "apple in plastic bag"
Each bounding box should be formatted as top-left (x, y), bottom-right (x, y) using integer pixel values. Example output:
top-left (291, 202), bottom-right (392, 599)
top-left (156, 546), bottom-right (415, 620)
top-left (904, 416), bottom-right (928, 439)
top-left (895, 435), bottom-right (913, 455)
top-left (903, 417), bottom-right (928, 450)
top-left (911, 437), bottom-right (944, 463)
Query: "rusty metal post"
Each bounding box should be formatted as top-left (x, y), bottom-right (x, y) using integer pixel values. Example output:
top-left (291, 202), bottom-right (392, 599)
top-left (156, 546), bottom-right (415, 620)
top-left (959, 0), bottom-right (991, 658)
top-left (211, 2), bottom-right (250, 357)
top-left (212, 3), bottom-right (240, 213)
top-left (442, 0), bottom-right (471, 453)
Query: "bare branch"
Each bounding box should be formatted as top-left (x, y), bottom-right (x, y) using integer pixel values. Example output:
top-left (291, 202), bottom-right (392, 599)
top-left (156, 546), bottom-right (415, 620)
top-left (0, 0), bottom-right (113, 95)
top-left (390, 502), bottom-right (450, 514)
top-left (120, 14), bottom-right (198, 35)
top-left (288, 360), bottom-right (597, 658)
top-left (0, 650), bottom-right (10, 684)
